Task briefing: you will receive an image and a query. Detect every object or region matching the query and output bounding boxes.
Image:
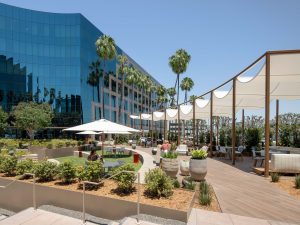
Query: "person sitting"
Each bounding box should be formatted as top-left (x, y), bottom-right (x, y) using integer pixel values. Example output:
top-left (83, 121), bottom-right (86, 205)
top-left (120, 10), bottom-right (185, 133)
top-left (87, 149), bottom-right (99, 161)
top-left (161, 140), bottom-right (171, 151)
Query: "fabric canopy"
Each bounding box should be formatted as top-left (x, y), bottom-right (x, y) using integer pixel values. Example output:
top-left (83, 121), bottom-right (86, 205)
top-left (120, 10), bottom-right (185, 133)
top-left (130, 52), bottom-right (300, 121)
top-left (63, 119), bottom-right (140, 133)
top-left (76, 131), bottom-right (99, 135)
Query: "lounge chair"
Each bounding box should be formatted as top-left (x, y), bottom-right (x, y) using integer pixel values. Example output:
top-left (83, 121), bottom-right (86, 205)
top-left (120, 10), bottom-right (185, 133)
top-left (235, 146), bottom-right (245, 160)
top-left (176, 144), bottom-right (188, 155)
top-left (252, 149), bottom-right (265, 167)
top-left (216, 146), bottom-right (227, 158)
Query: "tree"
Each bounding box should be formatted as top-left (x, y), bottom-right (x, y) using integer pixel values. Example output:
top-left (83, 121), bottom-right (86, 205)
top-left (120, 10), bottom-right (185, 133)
top-left (87, 60), bottom-right (102, 120)
top-left (0, 107), bottom-right (8, 135)
top-left (180, 77), bottom-right (194, 104)
top-left (117, 55), bottom-right (129, 123)
top-left (167, 87), bottom-right (176, 107)
top-left (169, 49), bottom-right (191, 105)
top-left (13, 102), bottom-right (53, 141)
top-left (155, 85), bottom-right (167, 109)
top-left (96, 34), bottom-right (117, 118)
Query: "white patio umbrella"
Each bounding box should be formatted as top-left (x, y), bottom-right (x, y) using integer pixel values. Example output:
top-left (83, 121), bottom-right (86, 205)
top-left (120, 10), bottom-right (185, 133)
top-left (63, 119), bottom-right (139, 155)
top-left (99, 131), bottom-right (132, 134)
top-left (76, 131), bottom-right (100, 135)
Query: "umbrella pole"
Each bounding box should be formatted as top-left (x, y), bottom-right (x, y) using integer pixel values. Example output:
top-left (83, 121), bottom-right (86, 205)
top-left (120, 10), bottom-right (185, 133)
top-left (102, 133), bottom-right (105, 156)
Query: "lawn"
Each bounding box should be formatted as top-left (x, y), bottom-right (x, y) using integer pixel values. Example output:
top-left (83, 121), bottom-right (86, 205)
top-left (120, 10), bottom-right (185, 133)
top-left (55, 152), bottom-right (142, 171)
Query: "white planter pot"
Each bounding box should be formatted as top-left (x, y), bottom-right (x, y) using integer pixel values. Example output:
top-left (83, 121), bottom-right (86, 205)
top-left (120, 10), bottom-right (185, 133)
top-left (161, 158), bottom-right (178, 178)
top-left (189, 158), bottom-right (207, 181)
top-left (180, 160), bottom-right (190, 176)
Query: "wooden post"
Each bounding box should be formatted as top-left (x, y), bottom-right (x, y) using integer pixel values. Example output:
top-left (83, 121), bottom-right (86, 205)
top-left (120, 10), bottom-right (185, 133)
top-left (242, 109), bottom-right (245, 146)
top-left (151, 113), bottom-right (154, 147)
top-left (210, 92), bottom-right (213, 155)
top-left (232, 78), bottom-right (236, 165)
top-left (164, 109), bottom-right (167, 141)
top-left (216, 117), bottom-right (219, 146)
top-left (193, 99), bottom-right (196, 148)
top-left (265, 52), bottom-right (271, 177)
top-left (178, 107), bottom-right (181, 145)
top-left (275, 99), bottom-right (279, 146)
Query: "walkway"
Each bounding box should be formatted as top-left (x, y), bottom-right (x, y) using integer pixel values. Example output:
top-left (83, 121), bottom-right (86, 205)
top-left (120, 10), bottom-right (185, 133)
top-left (126, 147), bottom-right (156, 183)
top-left (206, 158), bottom-right (300, 224)
top-left (188, 208), bottom-right (298, 225)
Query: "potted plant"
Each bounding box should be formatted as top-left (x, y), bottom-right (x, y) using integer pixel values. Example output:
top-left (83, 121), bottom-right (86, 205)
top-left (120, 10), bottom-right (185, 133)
top-left (152, 148), bottom-right (157, 155)
top-left (161, 151), bottom-right (178, 178)
top-left (189, 149), bottom-right (208, 181)
top-left (180, 159), bottom-right (190, 176)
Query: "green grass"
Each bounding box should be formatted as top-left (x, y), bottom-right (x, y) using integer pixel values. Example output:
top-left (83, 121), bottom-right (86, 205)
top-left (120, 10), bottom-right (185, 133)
top-left (55, 152), bottom-right (142, 172)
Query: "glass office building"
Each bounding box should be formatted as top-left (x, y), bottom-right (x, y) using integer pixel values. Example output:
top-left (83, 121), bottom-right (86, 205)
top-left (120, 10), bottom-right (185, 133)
top-left (0, 3), bottom-right (162, 130)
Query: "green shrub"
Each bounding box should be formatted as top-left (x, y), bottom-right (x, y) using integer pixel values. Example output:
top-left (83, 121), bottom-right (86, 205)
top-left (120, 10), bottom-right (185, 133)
top-left (170, 142), bottom-right (177, 151)
top-left (0, 155), bottom-right (4, 172)
top-left (15, 150), bottom-right (27, 158)
top-left (1, 156), bottom-right (18, 176)
top-left (191, 149), bottom-right (208, 160)
top-left (34, 161), bottom-right (58, 182)
top-left (65, 141), bottom-right (71, 147)
top-left (77, 161), bottom-right (104, 183)
top-left (163, 151), bottom-right (178, 159)
top-left (245, 127), bottom-right (262, 149)
top-left (47, 143), bottom-right (53, 149)
top-left (111, 164), bottom-right (136, 194)
top-left (144, 168), bottom-right (173, 198)
top-left (295, 175), bottom-right (300, 189)
top-left (58, 161), bottom-right (77, 184)
top-left (16, 159), bottom-right (34, 176)
top-left (172, 179), bottom-right (180, 188)
top-left (183, 177), bottom-right (196, 190)
top-left (199, 181), bottom-right (212, 206)
top-left (56, 141), bottom-right (64, 148)
top-left (271, 173), bottom-right (280, 182)
top-left (0, 148), bottom-right (9, 156)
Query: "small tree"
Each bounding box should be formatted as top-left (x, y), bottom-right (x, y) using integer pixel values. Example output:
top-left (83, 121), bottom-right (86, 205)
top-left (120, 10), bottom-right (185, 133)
top-left (245, 127), bottom-right (262, 150)
top-left (13, 102), bottom-right (53, 141)
top-left (0, 107), bottom-right (8, 135)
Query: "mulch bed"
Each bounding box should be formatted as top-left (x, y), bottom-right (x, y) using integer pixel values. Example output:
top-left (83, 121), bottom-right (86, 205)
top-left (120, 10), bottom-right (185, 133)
top-left (271, 177), bottom-right (300, 200)
top-left (192, 184), bottom-right (221, 212)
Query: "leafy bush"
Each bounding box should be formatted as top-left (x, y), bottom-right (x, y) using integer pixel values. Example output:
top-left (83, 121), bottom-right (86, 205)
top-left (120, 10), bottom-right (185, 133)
top-left (172, 179), bottom-right (180, 188)
top-left (245, 128), bottom-right (262, 149)
top-left (15, 150), bottom-right (27, 158)
top-left (0, 156), bottom-right (17, 176)
top-left (170, 142), bottom-right (177, 151)
top-left (295, 175), bottom-right (300, 189)
top-left (199, 181), bottom-right (212, 206)
top-left (191, 149), bottom-right (208, 160)
top-left (271, 173), bottom-right (280, 182)
top-left (34, 161), bottom-right (58, 182)
top-left (111, 164), bottom-right (136, 194)
top-left (77, 161), bottom-right (103, 183)
top-left (163, 151), bottom-right (178, 159)
top-left (58, 161), bottom-right (77, 184)
top-left (16, 159), bottom-right (34, 176)
top-left (47, 143), bottom-right (53, 149)
top-left (144, 168), bottom-right (173, 198)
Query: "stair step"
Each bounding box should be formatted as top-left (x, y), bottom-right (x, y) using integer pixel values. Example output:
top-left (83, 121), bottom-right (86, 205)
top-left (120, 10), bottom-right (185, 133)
top-left (0, 215), bottom-right (7, 221)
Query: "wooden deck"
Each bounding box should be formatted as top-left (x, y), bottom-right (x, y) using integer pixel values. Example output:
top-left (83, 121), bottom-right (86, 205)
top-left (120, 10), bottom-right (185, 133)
top-left (206, 158), bottom-right (300, 224)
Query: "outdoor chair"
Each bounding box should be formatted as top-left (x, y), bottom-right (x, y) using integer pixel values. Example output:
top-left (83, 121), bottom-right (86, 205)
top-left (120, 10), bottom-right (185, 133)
top-left (176, 144), bottom-right (188, 155)
top-left (216, 146), bottom-right (227, 158)
top-left (235, 146), bottom-right (245, 160)
top-left (105, 147), bottom-right (113, 155)
top-left (252, 149), bottom-right (265, 167)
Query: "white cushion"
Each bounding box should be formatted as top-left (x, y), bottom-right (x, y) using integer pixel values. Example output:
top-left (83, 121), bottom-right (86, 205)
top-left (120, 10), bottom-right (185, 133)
top-left (271, 154), bottom-right (300, 173)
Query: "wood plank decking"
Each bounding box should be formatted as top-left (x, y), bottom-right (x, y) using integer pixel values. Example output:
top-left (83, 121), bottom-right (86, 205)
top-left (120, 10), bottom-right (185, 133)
top-left (206, 158), bottom-right (300, 224)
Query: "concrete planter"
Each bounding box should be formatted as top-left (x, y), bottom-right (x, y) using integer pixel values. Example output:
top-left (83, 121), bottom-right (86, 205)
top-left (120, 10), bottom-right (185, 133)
top-left (29, 146), bottom-right (76, 160)
top-left (161, 158), bottom-right (178, 178)
top-left (189, 158), bottom-right (207, 181)
top-left (180, 160), bottom-right (190, 176)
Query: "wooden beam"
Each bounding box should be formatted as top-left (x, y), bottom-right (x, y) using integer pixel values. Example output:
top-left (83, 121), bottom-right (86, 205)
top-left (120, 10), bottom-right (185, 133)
top-left (210, 92), bottom-right (213, 155)
top-left (265, 52), bottom-right (271, 177)
top-left (193, 99), bottom-right (196, 148)
top-left (232, 78), bottom-right (236, 165)
top-left (276, 99), bottom-right (279, 146)
top-left (242, 109), bottom-right (245, 146)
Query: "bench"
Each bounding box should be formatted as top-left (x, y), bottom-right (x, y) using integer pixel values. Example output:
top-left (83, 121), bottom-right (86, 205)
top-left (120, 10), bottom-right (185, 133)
top-left (271, 154), bottom-right (300, 174)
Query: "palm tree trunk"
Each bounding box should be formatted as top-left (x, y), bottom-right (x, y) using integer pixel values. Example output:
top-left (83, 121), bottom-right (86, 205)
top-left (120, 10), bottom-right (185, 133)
top-left (185, 90), bottom-right (187, 104)
top-left (177, 74), bottom-right (180, 106)
top-left (102, 61), bottom-right (106, 119)
top-left (97, 83), bottom-right (101, 120)
top-left (119, 73), bottom-right (124, 124)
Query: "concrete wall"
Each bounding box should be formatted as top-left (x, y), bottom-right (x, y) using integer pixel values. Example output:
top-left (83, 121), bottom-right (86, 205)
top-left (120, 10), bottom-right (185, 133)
top-left (29, 146), bottom-right (76, 160)
top-left (0, 177), bottom-right (189, 222)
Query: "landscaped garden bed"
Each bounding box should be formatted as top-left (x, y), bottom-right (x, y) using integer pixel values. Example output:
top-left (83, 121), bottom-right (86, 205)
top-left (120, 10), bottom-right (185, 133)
top-left (270, 175), bottom-right (300, 200)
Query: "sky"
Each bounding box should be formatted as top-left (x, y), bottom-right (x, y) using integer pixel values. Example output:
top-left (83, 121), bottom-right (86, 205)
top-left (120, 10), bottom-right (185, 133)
top-left (1, 0), bottom-right (300, 118)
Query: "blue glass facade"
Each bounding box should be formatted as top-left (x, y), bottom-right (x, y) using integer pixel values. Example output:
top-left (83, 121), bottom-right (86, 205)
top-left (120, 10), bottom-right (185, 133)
top-left (0, 3), bottom-right (161, 128)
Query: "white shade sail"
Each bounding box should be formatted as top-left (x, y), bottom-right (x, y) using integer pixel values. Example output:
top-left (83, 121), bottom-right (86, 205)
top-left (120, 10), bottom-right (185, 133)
top-left (130, 51), bottom-right (300, 121)
top-left (63, 119), bottom-right (140, 133)
top-left (99, 131), bottom-right (132, 134)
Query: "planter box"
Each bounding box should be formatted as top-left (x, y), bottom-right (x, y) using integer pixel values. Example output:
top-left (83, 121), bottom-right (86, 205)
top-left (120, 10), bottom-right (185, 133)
top-left (29, 146), bottom-right (77, 160)
top-left (0, 177), bottom-right (190, 222)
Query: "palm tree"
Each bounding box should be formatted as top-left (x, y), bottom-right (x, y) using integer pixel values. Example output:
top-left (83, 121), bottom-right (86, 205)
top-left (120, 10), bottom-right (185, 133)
top-left (117, 55), bottom-right (129, 123)
top-left (87, 60), bottom-right (101, 120)
top-left (169, 49), bottom-right (191, 105)
top-left (189, 95), bottom-right (197, 103)
top-left (180, 77), bottom-right (194, 104)
top-left (96, 34), bottom-right (117, 118)
top-left (167, 87), bottom-right (176, 107)
top-left (155, 85), bottom-right (167, 109)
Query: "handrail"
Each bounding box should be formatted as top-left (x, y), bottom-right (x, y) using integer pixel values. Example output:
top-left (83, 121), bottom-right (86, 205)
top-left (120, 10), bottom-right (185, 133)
top-left (81, 170), bottom-right (141, 225)
top-left (0, 173), bottom-right (36, 210)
